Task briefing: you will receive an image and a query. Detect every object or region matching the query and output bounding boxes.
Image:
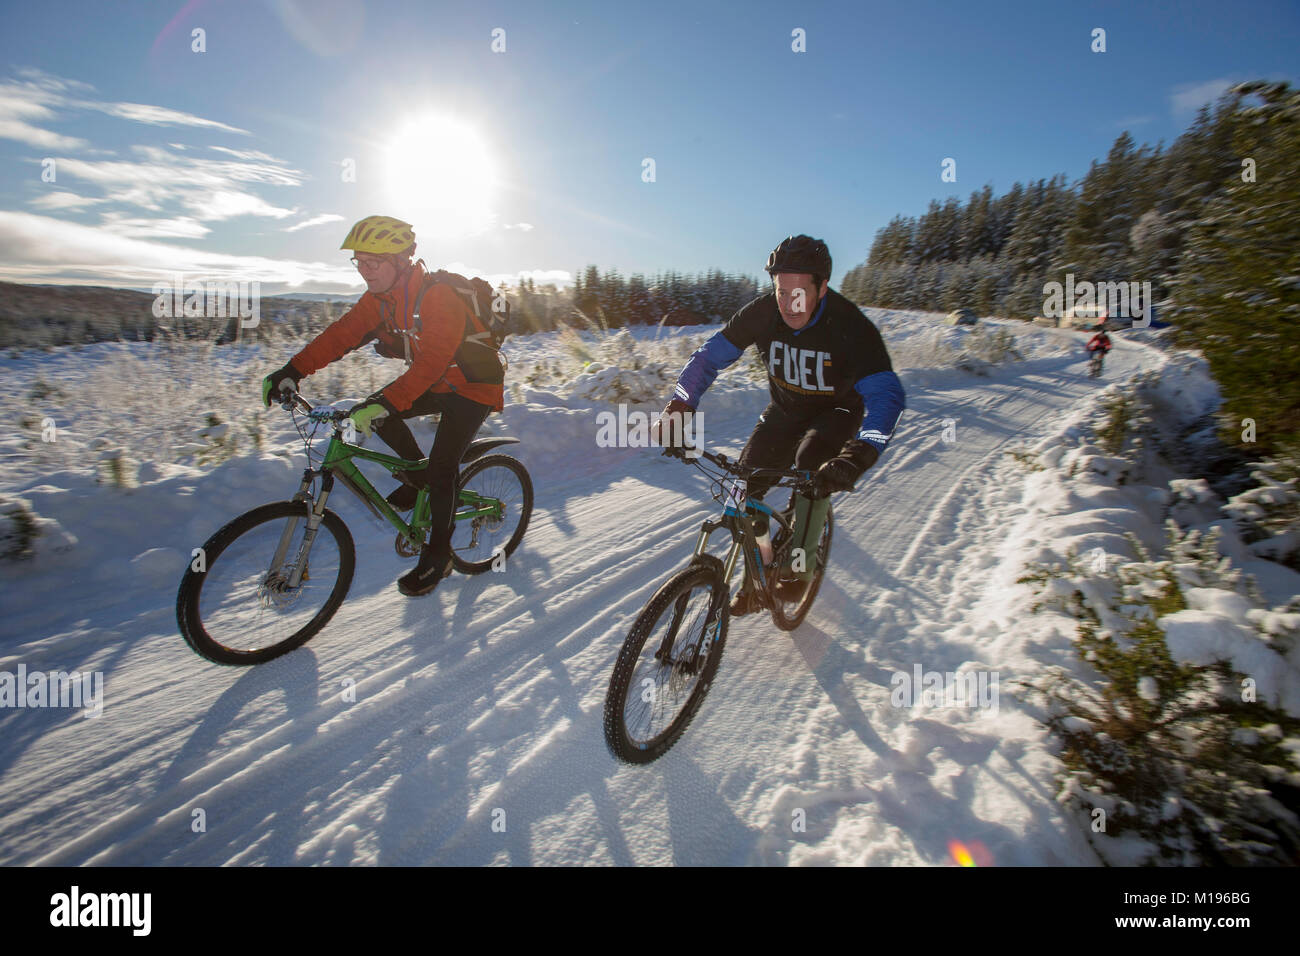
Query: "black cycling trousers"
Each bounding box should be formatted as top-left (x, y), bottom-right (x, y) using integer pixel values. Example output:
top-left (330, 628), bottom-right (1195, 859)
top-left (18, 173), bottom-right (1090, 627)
top-left (738, 402), bottom-right (861, 500)
top-left (373, 390), bottom-right (491, 557)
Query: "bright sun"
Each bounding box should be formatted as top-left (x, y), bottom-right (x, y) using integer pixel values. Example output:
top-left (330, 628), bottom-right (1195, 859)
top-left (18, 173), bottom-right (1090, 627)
top-left (384, 114), bottom-right (498, 241)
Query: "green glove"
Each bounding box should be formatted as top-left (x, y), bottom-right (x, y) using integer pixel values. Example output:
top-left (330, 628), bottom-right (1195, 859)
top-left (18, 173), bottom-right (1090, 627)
top-left (348, 399), bottom-right (392, 438)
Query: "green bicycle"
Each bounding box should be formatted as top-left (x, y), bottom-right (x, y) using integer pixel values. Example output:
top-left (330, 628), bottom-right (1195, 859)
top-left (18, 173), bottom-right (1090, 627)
top-left (603, 449), bottom-right (836, 764)
top-left (176, 389), bottom-right (533, 665)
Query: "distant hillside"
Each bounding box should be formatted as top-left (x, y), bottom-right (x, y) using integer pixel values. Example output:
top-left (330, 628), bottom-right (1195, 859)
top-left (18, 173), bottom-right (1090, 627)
top-left (0, 281), bottom-right (343, 349)
top-left (266, 292), bottom-right (361, 303)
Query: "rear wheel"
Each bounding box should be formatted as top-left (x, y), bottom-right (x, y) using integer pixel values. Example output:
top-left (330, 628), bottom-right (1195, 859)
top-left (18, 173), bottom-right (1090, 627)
top-left (604, 559), bottom-right (729, 764)
top-left (450, 454), bottom-right (533, 574)
top-left (769, 500), bottom-right (833, 631)
top-left (177, 501), bottom-right (355, 665)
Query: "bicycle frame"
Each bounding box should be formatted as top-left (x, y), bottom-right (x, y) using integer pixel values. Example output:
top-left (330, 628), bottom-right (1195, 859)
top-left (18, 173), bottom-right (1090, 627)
top-left (270, 393), bottom-right (507, 567)
top-left (687, 461), bottom-right (808, 609)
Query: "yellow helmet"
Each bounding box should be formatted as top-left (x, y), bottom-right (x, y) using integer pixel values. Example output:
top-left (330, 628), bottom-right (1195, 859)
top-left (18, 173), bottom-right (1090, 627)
top-left (340, 215), bottom-right (415, 254)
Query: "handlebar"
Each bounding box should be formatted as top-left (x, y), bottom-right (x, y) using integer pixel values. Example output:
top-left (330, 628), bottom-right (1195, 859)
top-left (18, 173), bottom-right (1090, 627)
top-left (275, 387), bottom-right (364, 427)
top-left (674, 447), bottom-right (819, 491)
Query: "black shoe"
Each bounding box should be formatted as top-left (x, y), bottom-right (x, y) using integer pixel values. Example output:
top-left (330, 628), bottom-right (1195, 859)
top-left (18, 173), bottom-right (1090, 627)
top-left (397, 547), bottom-right (454, 597)
top-left (729, 587), bottom-right (765, 617)
top-left (385, 483), bottom-right (419, 512)
top-left (387, 465), bottom-right (430, 510)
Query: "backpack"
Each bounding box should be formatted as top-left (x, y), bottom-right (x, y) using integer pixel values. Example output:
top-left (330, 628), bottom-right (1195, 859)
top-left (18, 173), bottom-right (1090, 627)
top-left (419, 269), bottom-right (511, 349)
top-left (414, 269), bottom-right (511, 384)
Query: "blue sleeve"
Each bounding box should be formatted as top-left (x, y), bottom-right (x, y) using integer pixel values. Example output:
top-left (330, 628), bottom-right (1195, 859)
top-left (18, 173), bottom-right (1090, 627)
top-left (673, 331), bottom-right (744, 408)
top-left (853, 370), bottom-right (906, 451)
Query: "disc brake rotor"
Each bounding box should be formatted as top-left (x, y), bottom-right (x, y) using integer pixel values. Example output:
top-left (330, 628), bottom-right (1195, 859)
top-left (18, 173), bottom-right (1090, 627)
top-left (259, 571), bottom-right (304, 610)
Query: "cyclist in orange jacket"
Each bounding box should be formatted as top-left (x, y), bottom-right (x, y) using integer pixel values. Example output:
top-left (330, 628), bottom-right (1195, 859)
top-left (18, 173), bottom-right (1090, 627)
top-left (261, 215), bottom-right (504, 597)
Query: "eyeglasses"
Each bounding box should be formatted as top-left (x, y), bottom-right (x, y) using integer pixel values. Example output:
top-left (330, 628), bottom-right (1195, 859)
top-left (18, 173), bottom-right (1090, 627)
top-left (350, 256), bottom-right (388, 271)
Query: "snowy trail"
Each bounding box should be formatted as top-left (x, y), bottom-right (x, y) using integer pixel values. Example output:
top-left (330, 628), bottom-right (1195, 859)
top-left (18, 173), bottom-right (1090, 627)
top-left (0, 328), bottom-right (1164, 865)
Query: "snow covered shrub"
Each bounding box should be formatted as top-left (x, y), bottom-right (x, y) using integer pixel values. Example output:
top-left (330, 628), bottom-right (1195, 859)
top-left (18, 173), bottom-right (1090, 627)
top-left (554, 326), bottom-right (711, 404)
top-left (1019, 527), bottom-right (1300, 865)
top-left (1094, 394), bottom-right (1133, 456)
top-left (960, 326), bottom-right (1024, 366)
top-left (96, 446), bottom-right (138, 488)
top-left (1005, 448), bottom-right (1046, 472)
top-left (27, 376), bottom-right (67, 403)
top-left (1223, 453), bottom-right (1300, 571)
top-left (888, 326), bottom-right (958, 370)
top-left (0, 496), bottom-right (39, 561)
top-left (195, 411), bottom-right (238, 466)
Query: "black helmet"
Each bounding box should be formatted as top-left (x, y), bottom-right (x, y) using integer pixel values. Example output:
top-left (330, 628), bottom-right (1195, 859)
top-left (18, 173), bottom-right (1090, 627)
top-left (766, 235), bottom-right (831, 286)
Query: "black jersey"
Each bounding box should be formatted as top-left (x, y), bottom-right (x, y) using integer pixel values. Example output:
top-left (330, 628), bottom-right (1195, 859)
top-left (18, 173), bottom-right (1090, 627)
top-left (719, 290), bottom-right (894, 416)
top-left (673, 289), bottom-right (906, 452)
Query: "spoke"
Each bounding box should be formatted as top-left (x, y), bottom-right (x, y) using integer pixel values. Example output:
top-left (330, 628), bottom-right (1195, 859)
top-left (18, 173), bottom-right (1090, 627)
top-left (454, 464), bottom-right (525, 562)
top-left (199, 519), bottom-right (342, 653)
top-left (622, 584), bottom-right (714, 745)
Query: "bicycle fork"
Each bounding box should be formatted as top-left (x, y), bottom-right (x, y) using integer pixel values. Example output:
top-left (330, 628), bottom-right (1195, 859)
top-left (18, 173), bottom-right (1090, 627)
top-left (269, 469), bottom-right (334, 589)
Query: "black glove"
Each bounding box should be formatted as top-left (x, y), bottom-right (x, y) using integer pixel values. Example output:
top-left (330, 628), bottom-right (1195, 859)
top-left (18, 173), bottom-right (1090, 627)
top-left (262, 362), bottom-right (303, 407)
top-left (373, 338), bottom-right (403, 359)
top-left (653, 398), bottom-right (694, 457)
top-left (814, 440), bottom-right (880, 496)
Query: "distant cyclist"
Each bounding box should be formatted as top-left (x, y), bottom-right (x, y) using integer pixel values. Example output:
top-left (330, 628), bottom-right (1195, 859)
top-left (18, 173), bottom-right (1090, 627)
top-left (1086, 324), bottom-right (1112, 374)
top-left (654, 235), bottom-right (905, 615)
top-left (260, 215), bottom-right (504, 597)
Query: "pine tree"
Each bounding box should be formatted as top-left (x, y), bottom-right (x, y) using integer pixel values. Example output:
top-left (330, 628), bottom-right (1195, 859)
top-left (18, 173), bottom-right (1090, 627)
top-left (1168, 81), bottom-right (1300, 456)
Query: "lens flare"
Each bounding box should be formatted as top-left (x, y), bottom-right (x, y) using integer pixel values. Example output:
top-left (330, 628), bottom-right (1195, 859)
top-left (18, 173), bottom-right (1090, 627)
top-left (948, 839), bottom-right (992, 867)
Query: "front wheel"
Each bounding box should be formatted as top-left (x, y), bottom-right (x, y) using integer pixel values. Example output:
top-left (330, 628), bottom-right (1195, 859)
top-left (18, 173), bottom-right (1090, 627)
top-left (177, 501), bottom-right (356, 665)
top-left (450, 454), bottom-right (534, 574)
top-left (604, 559), bottom-right (730, 764)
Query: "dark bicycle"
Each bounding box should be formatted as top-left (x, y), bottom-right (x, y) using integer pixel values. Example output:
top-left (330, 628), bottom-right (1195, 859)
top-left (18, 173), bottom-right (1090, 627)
top-left (176, 389), bottom-right (532, 665)
top-left (603, 449), bottom-right (838, 763)
top-left (1088, 349), bottom-right (1105, 378)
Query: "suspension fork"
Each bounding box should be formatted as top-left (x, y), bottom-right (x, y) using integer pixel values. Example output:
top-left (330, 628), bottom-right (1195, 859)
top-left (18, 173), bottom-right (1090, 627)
top-left (268, 469), bottom-right (334, 588)
top-left (691, 515), bottom-right (749, 594)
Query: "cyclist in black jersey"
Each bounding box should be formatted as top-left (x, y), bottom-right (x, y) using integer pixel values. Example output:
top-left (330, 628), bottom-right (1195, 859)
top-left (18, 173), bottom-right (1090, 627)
top-left (654, 235), bottom-right (906, 615)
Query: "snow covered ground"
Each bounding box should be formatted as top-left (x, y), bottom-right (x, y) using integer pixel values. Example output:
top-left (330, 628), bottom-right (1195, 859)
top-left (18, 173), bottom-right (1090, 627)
top-left (0, 311), bottom-right (1295, 865)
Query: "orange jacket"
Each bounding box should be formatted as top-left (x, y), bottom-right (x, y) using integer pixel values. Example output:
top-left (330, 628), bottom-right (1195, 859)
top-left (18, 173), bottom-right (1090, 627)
top-left (288, 261), bottom-right (504, 412)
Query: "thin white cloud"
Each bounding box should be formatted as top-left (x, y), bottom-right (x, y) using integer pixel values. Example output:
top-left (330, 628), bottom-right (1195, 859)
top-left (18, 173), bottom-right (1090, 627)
top-left (0, 69), bottom-right (246, 153)
top-left (13, 67), bottom-right (95, 95)
top-left (28, 191), bottom-right (105, 211)
top-left (0, 119), bottom-right (87, 150)
top-left (0, 81), bottom-right (89, 149)
top-left (285, 213), bottom-right (346, 233)
top-left (99, 214), bottom-right (211, 239)
top-left (210, 146), bottom-right (283, 162)
top-left (513, 268), bottom-right (572, 288)
top-left (0, 212), bottom-right (572, 293)
top-left (46, 151), bottom-right (303, 220)
top-left (1171, 78), bottom-right (1235, 114)
top-left (184, 190), bottom-right (296, 220)
top-left (0, 210), bottom-right (355, 287)
top-left (503, 222), bottom-right (535, 232)
top-left (83, 100), bottom-right (249, 134)
top-left (436, 262), bottom-right (573, 289)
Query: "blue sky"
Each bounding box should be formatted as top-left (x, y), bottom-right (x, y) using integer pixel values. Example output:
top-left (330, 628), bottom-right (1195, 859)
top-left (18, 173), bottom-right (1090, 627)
top-left (0, 0), bottom-right (1295, 293)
